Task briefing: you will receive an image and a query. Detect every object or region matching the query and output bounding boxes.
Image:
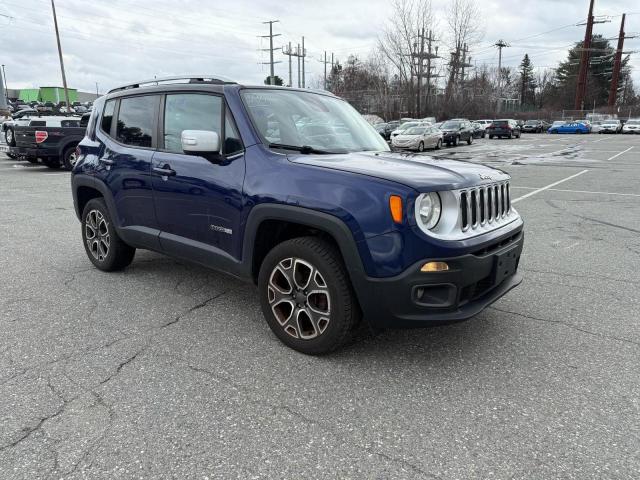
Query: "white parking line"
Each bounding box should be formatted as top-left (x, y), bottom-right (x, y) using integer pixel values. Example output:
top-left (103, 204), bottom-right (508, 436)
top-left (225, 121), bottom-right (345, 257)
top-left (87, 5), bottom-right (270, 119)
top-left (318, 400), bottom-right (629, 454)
top-left (606, 146), bottom-right (634, 161)
top-left (511, 186), bottom-right (640, 198)
top-left (512, 170), bottom-right (589, 204)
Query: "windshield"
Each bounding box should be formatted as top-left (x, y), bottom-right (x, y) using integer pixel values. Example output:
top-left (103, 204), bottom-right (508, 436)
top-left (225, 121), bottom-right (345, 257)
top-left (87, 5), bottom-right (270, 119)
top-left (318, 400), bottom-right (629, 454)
top-left (241, 89), bottom-right (389, 153)
top-left (525, 120), bottom-right (538, 125)
top-left (441, 121), bottom-right (460, 129)
top-left (626, 120), bottom-right (640, 125)
top-left (405, 127), bottom-right (426, 135)
top-left (493, 120), bottom-right (508, 126)
top-left (399, 122), bottom-right (419, 131)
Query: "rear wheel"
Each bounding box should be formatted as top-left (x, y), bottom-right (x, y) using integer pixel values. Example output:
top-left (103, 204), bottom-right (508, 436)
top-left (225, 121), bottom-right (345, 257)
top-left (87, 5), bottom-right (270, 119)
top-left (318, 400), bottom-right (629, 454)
top-left (62, 145), bottom-right (79, 170)
top-left (452, 136), bottom-right (459, 147)
top-left (81, 198), bottom-right (136, 271)
top-left (467, 135), bottom-right (473, 145)
top-left (5, 127), bottom-right (15, 147)
top-left (418, 141), bottom-right (425, 152)
top-left (436, 138), bottom-right (442, 150)
top-left (258, 237), bottom-right (360, 355)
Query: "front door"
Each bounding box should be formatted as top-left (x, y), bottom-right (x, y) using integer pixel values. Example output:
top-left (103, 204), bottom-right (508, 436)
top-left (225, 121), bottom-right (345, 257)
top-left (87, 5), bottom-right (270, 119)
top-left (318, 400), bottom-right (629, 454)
top-left (151, 93), bottom-right (246, 262)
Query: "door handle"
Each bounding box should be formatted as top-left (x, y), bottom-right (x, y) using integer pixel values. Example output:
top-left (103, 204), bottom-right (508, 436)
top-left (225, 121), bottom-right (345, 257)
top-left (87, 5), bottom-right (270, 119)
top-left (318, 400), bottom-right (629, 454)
top-left (153, 165), bottom-right (176, 176)
top-left (100, 158), bottom-right (115, 166)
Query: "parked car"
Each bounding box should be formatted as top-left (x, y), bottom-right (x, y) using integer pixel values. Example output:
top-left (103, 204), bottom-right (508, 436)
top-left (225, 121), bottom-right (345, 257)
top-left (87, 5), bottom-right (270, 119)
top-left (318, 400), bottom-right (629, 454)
top-left (599, 119), bottom-right (622, 133)
top-left (590, 121), bottom-right (604, 134)
top-left (470, 122), bottom-right (486, 139)
top-left (391, 125), bottom-right (443, 151)
top-left (548, 121), bottom-right (590, 134)
top-left (440, 120), bottom-right (475, 146)
top-left (70, 76), bottom-right (524, 354)
top-left (3, 109), bottom-right (41, 144)
top-left (522, 120), bottom-right (547, 133)
top-left (389, 121), bottom-right (429, 140)
top-left (474, 119), bottom-right (493, 131)
top-left (622, 119), bottom-right (640, 134)
top-left (9, 115), bottom-right (88, 169)
top-left (487, 119), bottom-right (521, 139)
top-left (374, 122), bottom-right (387, 138)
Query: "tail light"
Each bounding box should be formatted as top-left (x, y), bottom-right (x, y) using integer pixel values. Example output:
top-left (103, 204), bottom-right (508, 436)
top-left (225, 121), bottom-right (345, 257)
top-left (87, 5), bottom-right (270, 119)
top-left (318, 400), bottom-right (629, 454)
top-left (35, 131), bottom-right (48, 143)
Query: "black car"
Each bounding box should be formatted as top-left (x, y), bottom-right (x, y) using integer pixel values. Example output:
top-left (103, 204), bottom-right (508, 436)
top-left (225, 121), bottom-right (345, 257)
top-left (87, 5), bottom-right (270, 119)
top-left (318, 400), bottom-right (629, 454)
top-left (522, 120), bottom-right (547, 133)
top-left (487, 119), bottom-right (522, 139)
top-left (440, 119), bottom-right (475, 146)
top-left (381, 121), bottom-right (400, 140)
top-left (470, 122), bottom-right (487, 139)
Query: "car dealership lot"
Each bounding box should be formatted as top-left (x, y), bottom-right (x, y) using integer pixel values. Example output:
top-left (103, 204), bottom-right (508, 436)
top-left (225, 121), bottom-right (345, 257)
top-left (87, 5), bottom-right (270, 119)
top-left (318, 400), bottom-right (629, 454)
top-left (1, 135), bottom-right (639, 479)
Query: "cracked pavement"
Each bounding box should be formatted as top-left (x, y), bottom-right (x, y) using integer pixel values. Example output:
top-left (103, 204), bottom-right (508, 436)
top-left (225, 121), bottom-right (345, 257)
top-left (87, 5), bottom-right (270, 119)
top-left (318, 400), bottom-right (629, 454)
top-left (1, 134), bottom-right (639, 479)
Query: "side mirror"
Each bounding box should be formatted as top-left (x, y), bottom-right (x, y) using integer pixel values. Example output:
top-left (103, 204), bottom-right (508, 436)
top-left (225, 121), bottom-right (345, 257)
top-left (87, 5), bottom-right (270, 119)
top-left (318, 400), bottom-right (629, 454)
top-left (181, 130), bottom-right (220, 154)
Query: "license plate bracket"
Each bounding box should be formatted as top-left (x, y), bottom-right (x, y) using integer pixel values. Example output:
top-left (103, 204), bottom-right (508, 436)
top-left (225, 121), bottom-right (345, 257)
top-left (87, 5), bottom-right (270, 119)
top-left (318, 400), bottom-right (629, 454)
top-left (492, 246), bottom-right (519, 284)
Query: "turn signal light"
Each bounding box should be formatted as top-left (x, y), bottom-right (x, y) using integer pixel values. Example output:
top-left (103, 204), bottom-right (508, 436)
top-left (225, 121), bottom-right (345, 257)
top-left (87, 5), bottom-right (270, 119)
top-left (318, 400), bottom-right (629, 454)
top-left (421, 261), bottom-right (449, 272)
top-left (389, 195), bottom-right (403, 223)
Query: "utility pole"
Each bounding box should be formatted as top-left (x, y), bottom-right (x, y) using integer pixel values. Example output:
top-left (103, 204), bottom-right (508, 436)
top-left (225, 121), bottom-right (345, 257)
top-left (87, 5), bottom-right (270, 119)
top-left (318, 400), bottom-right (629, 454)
top-left (574, 0), bottom-right (596, 110)
top-left (95, 82), bottom-right (99, 97)
top-left (412, 30), bottom-right (439, 115)
top-left (297, 43), bottom-right (301, 87)
top-left (495, 39), bottom-right (509, 113)
top-left (1, 64), bottom-right (7, 100)
top-left (282, 42), bottom-right (295, 87)
top-left (51, 0), bottom-right (71, 112)
top-left (608, 13), bottom-right (626, 107)
top-left (417, 28), bottom-right (425, 117)
top-left (260, 20), bottom-right (281, 85)
top-left (319, 51), bottom-right (332, 90)
top-left (301, 37), bottom-right (306, 88)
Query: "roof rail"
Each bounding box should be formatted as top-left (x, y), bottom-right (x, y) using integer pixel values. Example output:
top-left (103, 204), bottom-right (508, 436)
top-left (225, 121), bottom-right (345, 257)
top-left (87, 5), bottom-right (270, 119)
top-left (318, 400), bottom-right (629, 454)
top-left (107, 75), bottom-right (236, 94)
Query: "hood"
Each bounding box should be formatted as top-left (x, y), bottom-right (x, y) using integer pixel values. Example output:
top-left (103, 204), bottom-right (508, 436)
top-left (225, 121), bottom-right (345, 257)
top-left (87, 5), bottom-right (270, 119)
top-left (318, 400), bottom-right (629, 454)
top-left (287, 151), bottom-right (509, 191)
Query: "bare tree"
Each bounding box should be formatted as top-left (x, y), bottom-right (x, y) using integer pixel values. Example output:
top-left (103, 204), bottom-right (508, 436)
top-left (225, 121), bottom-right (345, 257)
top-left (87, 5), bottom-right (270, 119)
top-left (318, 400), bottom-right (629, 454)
top-left (377, 0), bottom-right (435, 117)
top-left (444, 0), bottom-right (484, 101)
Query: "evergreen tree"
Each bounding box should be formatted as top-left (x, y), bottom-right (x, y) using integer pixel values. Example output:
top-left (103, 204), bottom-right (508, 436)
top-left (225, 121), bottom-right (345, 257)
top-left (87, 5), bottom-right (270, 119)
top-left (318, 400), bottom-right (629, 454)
top-left (263, 75), bottom-right (284, 86)
top-left (518, 54), bottom-right (537, 106)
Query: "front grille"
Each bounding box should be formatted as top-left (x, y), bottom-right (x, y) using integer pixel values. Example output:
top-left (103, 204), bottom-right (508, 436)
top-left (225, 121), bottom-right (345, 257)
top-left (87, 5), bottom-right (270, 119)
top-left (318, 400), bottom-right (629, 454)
top-left (460, 181), bottom-right (511, 232)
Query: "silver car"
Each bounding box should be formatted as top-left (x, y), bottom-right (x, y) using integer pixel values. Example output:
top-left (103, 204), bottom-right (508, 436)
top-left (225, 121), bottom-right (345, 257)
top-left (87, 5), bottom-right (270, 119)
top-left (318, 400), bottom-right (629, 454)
top-left (391, 126), bottom-right (443, 151)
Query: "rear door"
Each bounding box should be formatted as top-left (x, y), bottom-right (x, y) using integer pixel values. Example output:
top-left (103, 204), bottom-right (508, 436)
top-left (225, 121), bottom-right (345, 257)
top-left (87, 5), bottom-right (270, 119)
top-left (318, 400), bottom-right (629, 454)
top-left (151, 92), bottom-right (246, 261)
top-left (94, 95), bottom-right (161, 243)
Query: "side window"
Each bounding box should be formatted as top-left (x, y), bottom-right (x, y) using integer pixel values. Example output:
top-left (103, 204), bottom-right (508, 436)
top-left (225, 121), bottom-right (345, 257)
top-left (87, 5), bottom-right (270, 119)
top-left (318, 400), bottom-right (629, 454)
top-left (101, 100), bottom-right (115, 135)
top-left (61, 120), bottom-right (80, 127)
top-left (116, 96), bottom-right (156, 148)
top-left (30, 120), bottom-right (46, 127)
top-left (163, 94), bottom-right (222, 153)
top-left (224, 108), bottom-right (243, 155)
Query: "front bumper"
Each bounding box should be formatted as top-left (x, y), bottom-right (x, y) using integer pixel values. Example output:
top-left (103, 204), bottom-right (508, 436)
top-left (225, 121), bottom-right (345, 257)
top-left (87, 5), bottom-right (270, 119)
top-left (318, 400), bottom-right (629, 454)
top-left (356, 229), bottom-right (524, 328)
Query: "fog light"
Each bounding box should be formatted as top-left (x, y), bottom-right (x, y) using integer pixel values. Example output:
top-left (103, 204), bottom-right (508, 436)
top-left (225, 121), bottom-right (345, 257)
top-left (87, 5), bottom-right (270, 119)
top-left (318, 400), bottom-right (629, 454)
top-left (421, 261), bottom-right (449, 272)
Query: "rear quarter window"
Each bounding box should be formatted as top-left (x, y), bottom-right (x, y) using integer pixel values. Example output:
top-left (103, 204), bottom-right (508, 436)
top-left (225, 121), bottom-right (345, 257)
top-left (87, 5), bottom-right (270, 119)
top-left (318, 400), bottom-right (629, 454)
top-left (29, 120), bottom-right (46, 127)
top-left (61, 120), bottom-right (80, 128)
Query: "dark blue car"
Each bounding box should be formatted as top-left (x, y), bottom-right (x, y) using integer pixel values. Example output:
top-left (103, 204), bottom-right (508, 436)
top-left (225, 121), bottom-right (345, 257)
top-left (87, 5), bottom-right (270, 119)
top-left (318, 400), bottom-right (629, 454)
top-left (71, 76), bottom-right (524, 354)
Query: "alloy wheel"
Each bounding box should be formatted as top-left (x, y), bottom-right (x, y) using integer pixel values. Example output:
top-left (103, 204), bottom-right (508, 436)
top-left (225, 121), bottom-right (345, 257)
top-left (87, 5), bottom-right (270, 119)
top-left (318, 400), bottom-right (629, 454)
top-left (85, 209), bottom-right (110, 262)
top-left (68, 151), bottom-right (78, 167)
top-left (267, 257), bottom-right (331, 340)
top-left (6, 129), bottom-right (13, 144)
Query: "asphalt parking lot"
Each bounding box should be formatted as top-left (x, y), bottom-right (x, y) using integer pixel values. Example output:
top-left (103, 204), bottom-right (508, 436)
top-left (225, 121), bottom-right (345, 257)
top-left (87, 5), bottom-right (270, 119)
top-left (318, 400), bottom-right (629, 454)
top-left (1, 134), bottom-right (639, 479)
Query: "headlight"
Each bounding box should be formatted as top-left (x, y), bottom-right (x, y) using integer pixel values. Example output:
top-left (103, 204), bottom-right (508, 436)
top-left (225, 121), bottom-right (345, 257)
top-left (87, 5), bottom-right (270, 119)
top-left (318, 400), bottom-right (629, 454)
top-left (416, 192), bottom-right (441, 230)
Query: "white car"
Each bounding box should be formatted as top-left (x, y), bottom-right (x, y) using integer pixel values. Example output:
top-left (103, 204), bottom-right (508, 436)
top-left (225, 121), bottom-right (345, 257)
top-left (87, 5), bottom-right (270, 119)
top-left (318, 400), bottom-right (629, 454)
top-left (600, 119), bottom-right (622, 134)
top-left (622, 119), bottom-right (640, 134)
top-left (389, 121), bottom-right (430, 140)
top-left (474, 119), bottom-right (493, 131)
top-left (590, 121), bottom-right (604, 134)
top-left (391, 125), bottom-right (443, 151)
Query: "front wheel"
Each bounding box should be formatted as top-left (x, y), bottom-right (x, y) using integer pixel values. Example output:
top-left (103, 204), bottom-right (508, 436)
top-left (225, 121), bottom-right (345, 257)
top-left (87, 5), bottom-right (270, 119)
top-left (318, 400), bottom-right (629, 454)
top-left (436, 138), bottom-right (442, 150)
top-left (81, 198), bottom-right (136, 271)
top-left (452, 136), bottom-right (459, 147)
top-left (258, 237), bottom-right (360, 355)
top-left (467, 135), bottom-right (473, 145)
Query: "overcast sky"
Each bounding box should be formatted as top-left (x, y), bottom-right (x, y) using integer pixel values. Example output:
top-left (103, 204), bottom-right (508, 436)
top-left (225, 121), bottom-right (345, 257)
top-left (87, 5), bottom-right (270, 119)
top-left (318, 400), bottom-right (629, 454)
top-left (1, 0), bottom-right (638, 95)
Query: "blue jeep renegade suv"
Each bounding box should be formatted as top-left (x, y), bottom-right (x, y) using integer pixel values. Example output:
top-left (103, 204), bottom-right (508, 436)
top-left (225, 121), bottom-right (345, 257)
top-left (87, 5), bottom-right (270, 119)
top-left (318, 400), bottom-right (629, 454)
top-left (71, 76), bottom-right (524, 354)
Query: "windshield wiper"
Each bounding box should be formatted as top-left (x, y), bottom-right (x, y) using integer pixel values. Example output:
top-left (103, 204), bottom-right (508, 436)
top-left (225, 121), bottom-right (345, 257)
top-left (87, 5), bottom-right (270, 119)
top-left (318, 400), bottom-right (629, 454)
top-left (268, 143), bottom-right (336, 154)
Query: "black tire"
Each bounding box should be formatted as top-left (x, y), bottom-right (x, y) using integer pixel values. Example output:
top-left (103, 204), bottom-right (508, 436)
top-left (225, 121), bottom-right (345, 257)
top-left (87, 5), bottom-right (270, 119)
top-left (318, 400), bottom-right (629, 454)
top-left (26, 157), bottom-right (39, 164)
top-left (489, 135), bottom-right (494, 139)
top-left (62, 145), bottom-right (79, 170)
top-left (453, 136), bottom-right (459, 146)
top-left (446, 142), bottom-right (451, 147)
top-left (418, 141), bottom-right (425, 152)
top-left (258, 236), bottom-right (360, 355)
top-left (81, 198), bottom-right (135, 271)
top-left (7, 152), bottom-right (17, 159)
top-left (467, 135), bottom-right (473, 145)
top-left (5, 127), bottom-right (16, 147)
top-left (436, 138), bottom-right (442, 150)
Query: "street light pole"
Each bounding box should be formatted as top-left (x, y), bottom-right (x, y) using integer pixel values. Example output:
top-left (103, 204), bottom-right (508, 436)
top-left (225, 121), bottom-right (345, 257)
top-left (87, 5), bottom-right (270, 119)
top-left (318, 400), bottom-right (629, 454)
top-left (1, 64), bottom-right (7, 99)
top-left (51, 0), bottom-right (71, 111)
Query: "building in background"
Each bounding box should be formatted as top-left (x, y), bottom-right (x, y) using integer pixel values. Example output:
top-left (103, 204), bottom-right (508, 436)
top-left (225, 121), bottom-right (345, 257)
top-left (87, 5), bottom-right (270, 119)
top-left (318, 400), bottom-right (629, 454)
top-left (7, 87), bottom-right (99, 103)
